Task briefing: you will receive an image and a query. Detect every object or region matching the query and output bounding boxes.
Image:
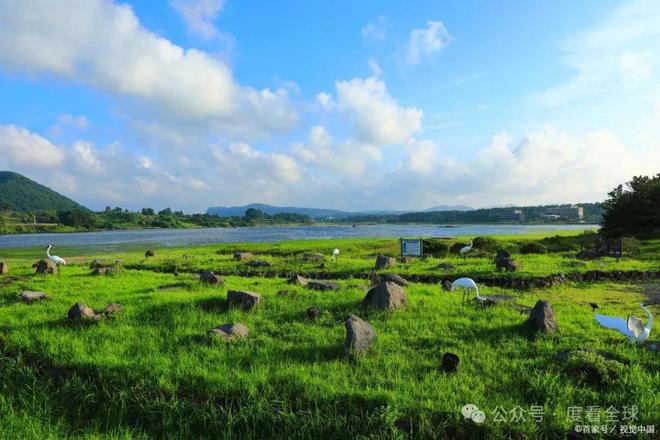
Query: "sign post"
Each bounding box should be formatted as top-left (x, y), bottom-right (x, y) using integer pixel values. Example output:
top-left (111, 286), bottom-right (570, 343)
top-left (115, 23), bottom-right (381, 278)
top-left (401, 237), bottom-right (423, 257)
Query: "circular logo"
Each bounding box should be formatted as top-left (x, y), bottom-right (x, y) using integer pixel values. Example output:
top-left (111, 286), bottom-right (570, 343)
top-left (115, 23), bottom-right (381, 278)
top-left (471, 410), bottom-right (486, 424)
top-left (461, 404), bottom-right (478, 419)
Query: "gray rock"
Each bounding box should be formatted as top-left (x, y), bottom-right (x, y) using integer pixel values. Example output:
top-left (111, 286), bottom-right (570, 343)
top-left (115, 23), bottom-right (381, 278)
top-left (307, 307), bottom-right (321, 320)
top-left (34, 259), bottom-right (58, 275)
top-left (525, 300), bottom-right (559, 333)
top-left (227, 290), bottom-right (262, 311)
top-left (103, 303), bottom-right (123, 315)
top-left (441, 352), bottom-right (460, 373)
top-left (67, 302), bottom-right (98, 320)
top-left (344, 315), bottom-right (377, 355)
top-left (200, 270), bottom-right (223, 285)
top-left (21, 291), bottom-right (49, 303)
top-left (307, 280), bottom-right (340, 291)
top-left (362, 281), bottom-right (408, 310)
top-left (233, 252), bottom-right (253, 261)
top-left (209, 323), bottom-right (249, 339)
top-left (0, 262), bottom-right (8, 274)
top-left (374, 255), bottom-right (396, 270)
top-left (441, 279), bottom-right (454, 292)
top-left (247, 259), bottom-right (272, 268)
top-left (288, 274), bottom-right (309, 286)
top-left (380, 273), bottom-right (409, 286)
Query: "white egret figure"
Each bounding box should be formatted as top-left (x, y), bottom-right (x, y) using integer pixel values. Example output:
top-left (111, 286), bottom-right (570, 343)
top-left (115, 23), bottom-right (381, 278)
top-left (451, 277), bottom-right (487, 305)
top-left (46, 245), bottom-right (66, 266)
top-left (332, 248), bottom-right (340, 261)
top-left (459, 240), bottom-right (474, 256)
top-left (592, 303), bottom-right (653, 343)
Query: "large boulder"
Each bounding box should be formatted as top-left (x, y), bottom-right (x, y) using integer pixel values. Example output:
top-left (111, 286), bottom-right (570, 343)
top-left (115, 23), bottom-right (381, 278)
top-left (344, 315), bottom-right (377, 355)
top-left (362, 281), bottom-right (408, 310)
top-left (525, 300), bottom-right (559, 333)
top-left (21, 291), bottom-right (49, 303)
top-left (227, 290), bottom-right (262, 311)
top-left (34, 259), bottom-right (58, 275)
top-left (200, 270), bottom-right (223, 285)
top-left (67, 302), bottom-right (98, 320)
top-left (496, 257), bottom-right (519, 272)
top-left (374, 255), bottom-right (396, 270)
top-left (209, 323), bottom-right (249, 340)
top-left (288, 274), bottom-right (309, 286)
top-left (233, 252), bottom-right (253, 261)
top-left (307, 280), bottom-right (340, 291)
top-left (0, 262), bottom-right (8, 274)
top-left (380, 273), bottom-right (409, 286)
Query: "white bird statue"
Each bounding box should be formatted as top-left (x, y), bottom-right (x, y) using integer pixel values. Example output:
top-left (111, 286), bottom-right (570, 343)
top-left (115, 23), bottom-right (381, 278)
top-left (46, 244), bottom-right (66, 266)
top-left (459, 240), bottom-right (474, 256)
top-left (332, 248), bottom-right (340, 261)
top-left (592, 303), bottom-right (653, 343)
top-left (451, 277), bottom-right (486, 305)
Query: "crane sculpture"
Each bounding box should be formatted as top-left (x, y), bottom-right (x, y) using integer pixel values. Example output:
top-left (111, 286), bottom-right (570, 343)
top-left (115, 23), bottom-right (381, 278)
top-left (591, 303), bottom-right (653, 343)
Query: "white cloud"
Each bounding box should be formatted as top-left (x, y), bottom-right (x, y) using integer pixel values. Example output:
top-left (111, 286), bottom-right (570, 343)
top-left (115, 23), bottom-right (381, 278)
top-left (0, 124), bottom-right (64, 167)
top-left (361, 16), bottom-right (387, 41)
top-left (0, 0), bottom-right (297, 138)
top-left (368, 57), bottom-right (382, 77)
top-left (406, 21), bottom-right (452, 65)
top-left (316, 92), bottom-right (333, 110)
top-left (334, 76), bottom-right (422, 144)
top-left (213, 142), bottom-right (301, 184)
top-left (73, 140), bottom-right (105, 174)
top-left (539, 0), bottom-right (660, 105)
top-left (404, 139), bottom-right (439, 174)
top-left (171, 0), bottom-right (224, 40)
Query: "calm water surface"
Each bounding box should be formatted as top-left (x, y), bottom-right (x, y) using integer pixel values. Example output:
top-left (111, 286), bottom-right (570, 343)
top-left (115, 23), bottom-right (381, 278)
top-left (0, 224), bottom-right (596, 251)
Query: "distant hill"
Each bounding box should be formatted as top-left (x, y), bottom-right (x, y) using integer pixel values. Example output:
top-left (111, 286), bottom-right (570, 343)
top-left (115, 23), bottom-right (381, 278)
top-left (0, 171), bottom-right (87, 212)
top-left (207, 203), bottom-right (408, 219)
top-left (425, 205), bottom-right (472, 212)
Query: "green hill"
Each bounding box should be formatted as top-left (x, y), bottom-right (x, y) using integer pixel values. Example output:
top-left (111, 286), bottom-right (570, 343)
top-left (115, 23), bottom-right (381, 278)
top-left (0, 171), bottom-right (87, 211)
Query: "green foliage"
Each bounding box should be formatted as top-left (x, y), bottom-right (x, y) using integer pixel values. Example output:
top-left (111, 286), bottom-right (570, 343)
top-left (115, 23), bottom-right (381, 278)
top-left (0, 171), bottom-right (86, 212)
top-left (472, 236), bottom-right (499, 251)
top-left (540, 231), bottom-right (598, 252)
top-left (57, 210), bottom-right (94, 228)
top-left (601, 173), bottom-right (660, 238)
top-left (519, 242), bottom-right (548, 254)
top-left (622, 237), bottom-right (641, 258)
top-left (421, 238), bottom-right (449, 257)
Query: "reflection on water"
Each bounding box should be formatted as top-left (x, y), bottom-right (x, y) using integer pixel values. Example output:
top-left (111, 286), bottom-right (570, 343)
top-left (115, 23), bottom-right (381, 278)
top-left (0, 224), bottom-right (596, 251)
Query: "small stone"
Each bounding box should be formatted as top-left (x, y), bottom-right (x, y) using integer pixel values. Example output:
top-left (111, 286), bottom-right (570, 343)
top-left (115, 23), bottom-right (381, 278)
top-left (362, 281), bottom-right (408, 310)
top-left (247, 260), bottom-right (272, 268)
top-left (306, 280), bottom-right (340, 291)
top-left (67, 302), bottom-right (98, 320)
top-left (525, 300), bottom-right (559, 333)
top-left (21, 291), bottom-right (49, 303)
top-left (209, 323), bottom-right (249, 339)
top-left (145, 249), bottom-right (155, 258)
top-left (288, 274), bottom-right (309, 286)
top-left (233, 252), bottom-right (253, 261)
top-left (0, 262), bottom-right (8, 274)
top-left (374, 255), bottom-right (396, 270)
top-left (34, 259), bottom-right (58, 275)
top-left (200, 270), bottom-right (223, 285)
top-left (103, 303), bottom-right (123, 315)
top-left (307, 307), bottom-right (321, 320)
top-left (227, 290), bottom-right (262, 311)
top-left (436, 263), bottom-right (456, 271)
top-left (344, 315), bottom-right (377, 355)
top-left (441, 352), bottom-right (460, 373)
top-left (441, 279), bottom-right (454, 292)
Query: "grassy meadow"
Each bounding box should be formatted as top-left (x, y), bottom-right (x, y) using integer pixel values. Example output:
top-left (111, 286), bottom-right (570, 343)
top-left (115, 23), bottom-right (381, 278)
top-left (0, 232), bottom-right (658, 439)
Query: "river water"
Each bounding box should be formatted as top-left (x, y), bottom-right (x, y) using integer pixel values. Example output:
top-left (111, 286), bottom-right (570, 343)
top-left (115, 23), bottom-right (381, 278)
top-left (0, 224), bottom-right (596, 251)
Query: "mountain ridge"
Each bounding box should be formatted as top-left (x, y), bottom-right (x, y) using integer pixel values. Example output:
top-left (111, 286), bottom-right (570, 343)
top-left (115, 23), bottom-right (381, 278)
top-left (0, 171), bottom-right (87, 212)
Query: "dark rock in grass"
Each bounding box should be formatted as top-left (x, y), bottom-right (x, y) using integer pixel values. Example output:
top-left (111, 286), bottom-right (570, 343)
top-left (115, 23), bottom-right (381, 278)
top-left (441, 279), bottom-right (454, 292)
top-left (307, 280), bottom-right (340, 291)
top-left (647, 341), bottom-right (659, 352)
top-left (247, 259), bottom-right (272, 268)
top-left (0, 262), bottom-right (8, 274)
top-left (67, 302), bottom-right (98, 320)
top-left (288, 273), bottom-right (309, 286)
top-left (34, 259), bottom-right (58, 275)
top-left (525, 300), bottom-right (559, 333)
top-left (200, 270), bottom-right (223, 285)
top-left (380, 273), bottom-right (409, 286)
top-left (307, 307), bottom-right (321, 320)
top-left (441, 352), bottom-right (460, 373)
top-left (576, 250), bottom-right (599, 260)
top-left (374, 255), bottom-right (396, 270)
top-left (495, 257), bottom-right (519, 273)
top-left (209, 323), bottom-right (249, 340)
top-left (145, 249), bottom-right (155, 258)
top-left (91, 266), bottom-right (117, 276)
top-left (566, 260), bottom-right (587, 268)
top-left (398, 256), bottom-right (414, 263)
top-left (344, 315), bottom-right (376, 355)
top-left (302, 252), bottom-right (325, 262)
top-left (494, 249), bottom-right (511, 261)
top-left (227, 290), bottom-right (262, 311)
top-left (276, 289), bottom-right (292, 297)
top-left (103, 303), bottom-right (123, 315)
top-left (436, 263), bottom-right (456, 271)
top-left (362, 281), bottom-right (408, 310)
top-left (21, 291), bottom-right (49, 303)
top-left (233, 252), bottom-right (253, 261)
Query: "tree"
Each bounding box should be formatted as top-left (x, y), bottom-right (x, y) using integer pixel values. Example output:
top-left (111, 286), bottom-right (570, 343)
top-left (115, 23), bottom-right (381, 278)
top-left (58, 210), bottom-right (94, 228)
top-left (141, 208), bottom-right (155, 216)
top-left (601, 174), bottom-right (660, 238)
top-left (244, 208), bottom-right (265, 219)
top-left (158, 208), bottom-right (173, 216)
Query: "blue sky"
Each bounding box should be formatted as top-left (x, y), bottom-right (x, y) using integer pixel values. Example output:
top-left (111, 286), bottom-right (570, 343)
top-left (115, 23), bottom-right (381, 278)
top-left (0, 0), bottom-right (659, 212)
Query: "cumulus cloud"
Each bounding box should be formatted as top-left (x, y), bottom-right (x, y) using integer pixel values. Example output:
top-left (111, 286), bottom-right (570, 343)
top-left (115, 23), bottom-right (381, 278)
top-left (0, 124), bottom-right (64, 167)
top-left (334, 76), bottom-right (422, 144)
top-left (406, 21), bottom-right (452, 65)
top-left (0, 0), bottom-right (297, 137)
top-left (171, 0), bottom-right (224, 39)
top-left (361, 16), bottom-right (387, 41)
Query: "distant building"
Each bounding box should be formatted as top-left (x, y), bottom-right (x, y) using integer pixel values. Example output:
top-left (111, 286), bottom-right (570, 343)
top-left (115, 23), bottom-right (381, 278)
top-left (544, 205), bottom-right (584, 221)
top-left (513, 209), bottom-right (525, 222)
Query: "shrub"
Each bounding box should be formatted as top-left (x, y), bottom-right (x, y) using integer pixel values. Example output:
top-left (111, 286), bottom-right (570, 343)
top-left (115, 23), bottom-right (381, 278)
top-left (472, 236), bottom-right (499, 252)
top-left (519, 242), bottom-right (547, 254)
top-left (422, 239), bottom-right (449, 257)
top-left (621, 237), bottom-right (641, 258)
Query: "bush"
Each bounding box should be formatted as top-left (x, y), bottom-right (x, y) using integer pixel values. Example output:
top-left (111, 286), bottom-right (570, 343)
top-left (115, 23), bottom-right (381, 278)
top-left (621, 237), bottom-right (641, 258)
top-left (472, 236), bottom-right (498, 252)
top-left (519, 242), bottom-right (547, 254)
top-left (422, 239), bottom-right (449, 257)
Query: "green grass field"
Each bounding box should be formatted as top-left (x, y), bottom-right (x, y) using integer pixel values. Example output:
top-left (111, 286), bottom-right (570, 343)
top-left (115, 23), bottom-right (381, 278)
top-left (0, 232), bottom-right (658, 439)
